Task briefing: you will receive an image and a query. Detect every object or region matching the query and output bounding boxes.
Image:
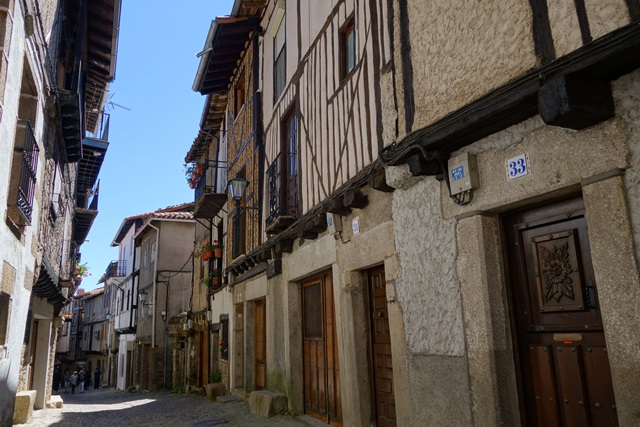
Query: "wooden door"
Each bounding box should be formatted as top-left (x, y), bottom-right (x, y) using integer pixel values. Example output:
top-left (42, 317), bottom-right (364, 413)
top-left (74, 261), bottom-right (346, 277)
top-left (368, 266), bottom-right (396, 427)
top-left (303, 272), bottom-right (342, 426)
top-left (504, 197), bottom-right (618, 426)
top-left (254, 299), bottom-right (266, 390)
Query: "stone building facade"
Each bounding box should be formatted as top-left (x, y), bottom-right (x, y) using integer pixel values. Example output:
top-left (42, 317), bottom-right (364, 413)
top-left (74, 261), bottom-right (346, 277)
top-left (0, 0), bottom-right (120, 423)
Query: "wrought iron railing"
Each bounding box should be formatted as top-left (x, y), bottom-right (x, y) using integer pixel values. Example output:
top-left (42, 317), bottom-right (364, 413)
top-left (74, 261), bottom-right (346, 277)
top-left (105, 260), bottom-right (126, 279)
top-left (194, 160), bottom-right (228, 202)
top-left (266, 152), bottom-right (297, 226)
top-left (16, 121), bottom-right (39, 224)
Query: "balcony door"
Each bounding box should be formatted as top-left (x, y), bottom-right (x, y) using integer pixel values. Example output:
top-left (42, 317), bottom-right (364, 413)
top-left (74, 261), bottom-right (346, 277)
top-left (282, 110), bottom-right (298, 217)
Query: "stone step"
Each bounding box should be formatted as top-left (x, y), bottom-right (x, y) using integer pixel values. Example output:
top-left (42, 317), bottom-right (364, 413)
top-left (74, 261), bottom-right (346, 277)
top-left (46, 395), bottom-right (64, 409)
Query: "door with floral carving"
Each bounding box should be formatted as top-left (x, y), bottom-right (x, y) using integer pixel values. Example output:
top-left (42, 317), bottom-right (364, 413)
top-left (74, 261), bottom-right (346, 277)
top-left (504, 197), bottom-right (618, 426)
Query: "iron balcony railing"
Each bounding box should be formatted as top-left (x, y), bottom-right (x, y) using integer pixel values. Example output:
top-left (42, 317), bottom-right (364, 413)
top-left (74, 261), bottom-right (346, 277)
top-left (105, 260), bottom-right (126, 279)
top-left (194, 160), bottom-right (228, 202)
top-left (266, 152), bottom-right (298, 227)
top-left (17, 121), bottom-right (40, 224)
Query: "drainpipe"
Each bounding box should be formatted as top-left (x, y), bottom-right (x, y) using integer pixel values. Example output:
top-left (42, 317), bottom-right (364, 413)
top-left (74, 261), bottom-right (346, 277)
top-left (148, 222), bottom-right (160, 348)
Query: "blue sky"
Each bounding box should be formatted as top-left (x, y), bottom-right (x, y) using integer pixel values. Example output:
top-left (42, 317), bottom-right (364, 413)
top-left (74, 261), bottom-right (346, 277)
top-left (78, 0), bottom-right (234, 291)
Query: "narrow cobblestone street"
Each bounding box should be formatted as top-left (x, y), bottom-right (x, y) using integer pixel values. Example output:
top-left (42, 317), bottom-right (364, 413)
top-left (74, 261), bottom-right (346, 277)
top-left (25, 388), bottom-right (312, 427)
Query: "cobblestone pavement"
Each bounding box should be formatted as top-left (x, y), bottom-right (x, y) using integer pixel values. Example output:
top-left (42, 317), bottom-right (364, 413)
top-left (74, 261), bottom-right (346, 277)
top-left (25, 388), bottom-right (314, 427)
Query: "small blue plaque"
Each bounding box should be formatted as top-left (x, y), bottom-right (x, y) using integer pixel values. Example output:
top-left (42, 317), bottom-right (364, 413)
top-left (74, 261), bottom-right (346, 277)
top-left (451, 165), bottom-right (465, 181)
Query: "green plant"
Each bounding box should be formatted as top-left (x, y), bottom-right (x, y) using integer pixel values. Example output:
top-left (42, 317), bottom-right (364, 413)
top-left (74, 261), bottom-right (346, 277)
top-left (173, 384), bottom-right (185, 394)
top-left (184, 162), bottom-right (204, 189)
top-left (209, 370), bottom-right (222, 383)
top-left (74, 261), bottom-right (90, 284)
top-left (194, 239), bottom-right (216, 258)
top-left (219, 339), bottom-right (228, 358)
top-left (204, 269), bottom-right (222, 287)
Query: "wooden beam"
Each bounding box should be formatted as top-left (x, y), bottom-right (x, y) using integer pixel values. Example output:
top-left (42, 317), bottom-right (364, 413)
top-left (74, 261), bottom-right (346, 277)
top-left (297, 229), bottom-right (318, 240)
top-left (274, 239), bottom-right (293, 256)
top-left (326, 198), bottom-right (352, 216)
top-left (343, 189), bottom-right (368, 209)
top-left (407, 153), bottom-right (442, 177)
top-left (307, 214), bottom-right (328, 233)
top-left (382, 24), bottom-right (640, 165)
top-left (538, 75), bottom-right (614, 130)
top-left (368, 173), bottom-right (394, 193)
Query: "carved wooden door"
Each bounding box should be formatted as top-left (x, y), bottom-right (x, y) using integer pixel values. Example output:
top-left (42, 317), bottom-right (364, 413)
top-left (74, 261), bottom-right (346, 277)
top-left (254, 299), bottom-right (266, 390)
top-left (368, 266), bottom-right (396, 427)
top-left (302, 272), bottom-right (342, 426)
top-left (504, 197), bottom-right (618, 426)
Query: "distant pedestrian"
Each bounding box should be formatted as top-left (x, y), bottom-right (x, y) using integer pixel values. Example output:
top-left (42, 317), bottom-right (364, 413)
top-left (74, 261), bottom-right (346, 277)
top-left (94, 368), bottom-right (101, 389)
top-left (64, 371), bottom-right (70, 393)
top-left (78, 370), bottom-right (85, 393)
top-left (70, 371), bottom-right (78, 393)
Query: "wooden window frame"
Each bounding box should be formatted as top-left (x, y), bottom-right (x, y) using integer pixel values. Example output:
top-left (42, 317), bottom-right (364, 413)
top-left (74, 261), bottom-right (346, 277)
top-left (234, 71), bottom-right (245, 117)
top-left (340, 16), bottom-right (356, 80)
top-left (273, 18), bottom-right (286, 102)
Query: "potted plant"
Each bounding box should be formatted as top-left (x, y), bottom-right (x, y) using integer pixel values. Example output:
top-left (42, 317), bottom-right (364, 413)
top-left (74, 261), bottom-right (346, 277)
top-left (74, 261), bottom-right (90, 283)
top-left (204, 269), bottom-right (222, 287)
top-left (184, 162), bottom-right (204, 189)
top-left (211, 269), bottom-right (222, 285)
top-left (212, 240), bottom-right (223, 258)
top-left (195, 239), bottom-right (215, 261)
top-left (219, 339), bottom-right (228, 358)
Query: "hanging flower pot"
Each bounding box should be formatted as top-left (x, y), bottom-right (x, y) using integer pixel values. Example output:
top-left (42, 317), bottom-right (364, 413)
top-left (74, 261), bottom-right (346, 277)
top-left (213, 245), bottom-right (223, 258)
top-left (201, 251), bottom-right (213, 261)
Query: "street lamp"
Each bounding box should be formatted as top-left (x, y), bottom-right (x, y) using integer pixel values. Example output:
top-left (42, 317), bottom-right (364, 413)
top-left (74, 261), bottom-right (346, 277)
top-left (138, 289), bottom-right (152, 307)
top-left (228, 177), bottom-right (248, 202)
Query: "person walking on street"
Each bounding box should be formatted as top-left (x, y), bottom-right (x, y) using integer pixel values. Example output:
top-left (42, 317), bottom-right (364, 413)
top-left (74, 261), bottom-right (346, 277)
top-left (70, 371), bottom-right (78, 394)
top-left (94, 368), bottom-right (101, 389)
top-left (78, 370), bottom-right (85, 393)
top-left (64, 371), bottom-right (70, 393)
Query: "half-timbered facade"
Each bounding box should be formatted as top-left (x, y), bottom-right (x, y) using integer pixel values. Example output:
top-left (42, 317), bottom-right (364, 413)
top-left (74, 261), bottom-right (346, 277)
top-left (379, 2), bottom-right (640, 426)
top-left (187, 0), bottom-right (266, 395)
top-left (234, 1), bottom-right (396, 425)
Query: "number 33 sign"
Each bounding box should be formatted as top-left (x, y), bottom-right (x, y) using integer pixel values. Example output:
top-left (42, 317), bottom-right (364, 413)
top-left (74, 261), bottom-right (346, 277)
top-left (506, 153), bottom-right (531, 180)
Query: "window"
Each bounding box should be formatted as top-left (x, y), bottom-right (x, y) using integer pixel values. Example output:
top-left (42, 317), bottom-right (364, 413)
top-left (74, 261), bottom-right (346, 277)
top-left (220, 317), bottom-right (229, 361)
top-left (232, 212), bottom-right (246, 259)
top-left (0, 293), bottom-right (10, 350)
top-left (340, 17), bottom-right (356, 78)
top-left (282, 110), bottom-right (298, 216)
top-left (0, 5), bottom-right (12, 111)
top-left (273, 16), bottom-right (286, 101)
top-left (234, 71), bottom-right (245, 117)
top-left (50, 163), bottom-right (63, 219)
top-left (6, 58), bottom-right (39, 230)
top-left (232, 168), bottom-right (247, 259)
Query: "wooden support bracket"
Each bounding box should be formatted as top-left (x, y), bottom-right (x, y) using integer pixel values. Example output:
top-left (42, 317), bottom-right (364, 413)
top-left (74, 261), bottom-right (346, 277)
top-left (343, 189), bottom-right (368, 209)
top-left (369, 174), bottom-right (394, 193)
top-left (538, 75), bottom-right (614, 130)
top-left (327, 198), bottom-right (352, 216)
